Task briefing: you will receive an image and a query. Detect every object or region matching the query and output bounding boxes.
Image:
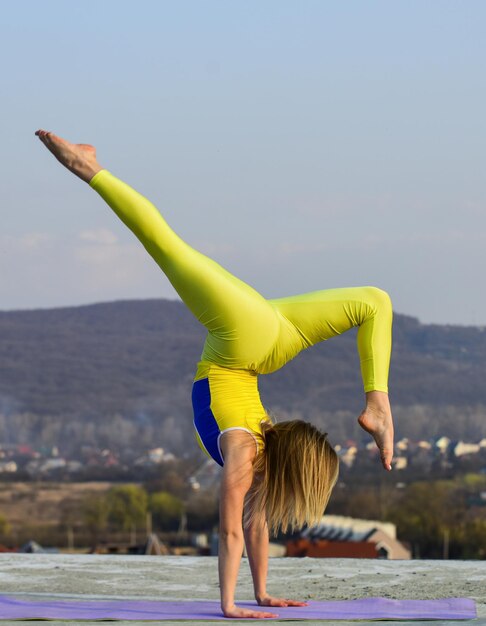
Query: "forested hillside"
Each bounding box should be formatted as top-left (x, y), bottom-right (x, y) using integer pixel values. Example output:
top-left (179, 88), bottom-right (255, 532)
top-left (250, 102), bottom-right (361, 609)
top-left (1, 300), bottom-right (485, 455)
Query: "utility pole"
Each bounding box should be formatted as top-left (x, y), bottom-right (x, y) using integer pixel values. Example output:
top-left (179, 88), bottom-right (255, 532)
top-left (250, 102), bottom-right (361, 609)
top-left (67, 526), bottom-right (74, 551)
top-left (442, 528), bottom-right (450, 560)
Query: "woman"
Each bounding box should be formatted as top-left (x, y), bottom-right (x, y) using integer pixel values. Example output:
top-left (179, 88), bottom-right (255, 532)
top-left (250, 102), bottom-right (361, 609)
top-left (35, 130), bottom-right (394, 619)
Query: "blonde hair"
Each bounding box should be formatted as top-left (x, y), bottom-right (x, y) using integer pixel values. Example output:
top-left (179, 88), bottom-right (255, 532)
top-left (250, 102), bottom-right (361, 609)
top-left (247, 420), bottom-right (339, 535)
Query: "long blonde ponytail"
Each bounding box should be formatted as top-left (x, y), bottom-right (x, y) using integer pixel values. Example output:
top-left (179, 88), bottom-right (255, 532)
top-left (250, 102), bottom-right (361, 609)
top-left (247, 420), bottom-right (339, 535)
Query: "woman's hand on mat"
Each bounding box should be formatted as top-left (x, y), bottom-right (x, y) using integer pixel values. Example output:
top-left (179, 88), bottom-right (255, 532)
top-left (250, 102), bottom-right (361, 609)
top-left (222, 604), bottom-right (279, 619)
top-left (257, 594), bottom-right (308, 607)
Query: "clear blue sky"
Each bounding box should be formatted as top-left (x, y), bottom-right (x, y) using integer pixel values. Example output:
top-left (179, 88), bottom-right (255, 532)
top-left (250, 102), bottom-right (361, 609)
top-left (1, 0), bottom-right (485, 324)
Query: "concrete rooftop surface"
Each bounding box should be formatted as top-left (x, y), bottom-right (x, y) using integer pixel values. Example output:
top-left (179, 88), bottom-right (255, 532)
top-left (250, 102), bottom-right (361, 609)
top-left (0, 554), bottom-right (484, 625)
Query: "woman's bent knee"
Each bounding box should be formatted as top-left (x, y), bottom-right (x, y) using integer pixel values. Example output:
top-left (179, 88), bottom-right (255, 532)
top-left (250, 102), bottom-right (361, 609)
top-left (364, 286), bottom-right (392, 314)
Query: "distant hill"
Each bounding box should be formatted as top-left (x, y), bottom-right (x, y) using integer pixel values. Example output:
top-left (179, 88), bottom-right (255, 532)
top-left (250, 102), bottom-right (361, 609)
top-left (1, 300), bottom-right (485, 454)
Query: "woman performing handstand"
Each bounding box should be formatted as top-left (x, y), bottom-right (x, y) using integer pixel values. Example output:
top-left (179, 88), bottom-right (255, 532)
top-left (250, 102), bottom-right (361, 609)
top-left (35, 130), bottom-right (394, 619)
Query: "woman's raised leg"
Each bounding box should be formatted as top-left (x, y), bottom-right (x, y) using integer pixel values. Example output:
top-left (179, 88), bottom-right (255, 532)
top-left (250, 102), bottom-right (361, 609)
top-left (35, 130), bottom-right (279, 368)
top-left (271, 287), bottom-right (394, 470)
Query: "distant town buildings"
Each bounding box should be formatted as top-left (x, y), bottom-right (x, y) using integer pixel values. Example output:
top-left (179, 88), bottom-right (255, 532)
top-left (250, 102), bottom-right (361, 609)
top-left (0, 434), bottom-right (485, 480)
top-left (334, 435), bottom-right (486, 473)
top-left (0, 444), bottom-right (176, 477)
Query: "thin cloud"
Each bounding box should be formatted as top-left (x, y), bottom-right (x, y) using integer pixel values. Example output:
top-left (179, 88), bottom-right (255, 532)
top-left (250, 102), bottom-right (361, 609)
top-left (78, 229), bottom-right (118, 245)
top-left (0, 233), bottom-right (52, 252)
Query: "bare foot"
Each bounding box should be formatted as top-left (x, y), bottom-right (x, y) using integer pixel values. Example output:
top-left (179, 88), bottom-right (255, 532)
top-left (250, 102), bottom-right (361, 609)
top-left (358, 391), bottom-right (394, 471)
top-left (35, 129), bottom-right (102, 183)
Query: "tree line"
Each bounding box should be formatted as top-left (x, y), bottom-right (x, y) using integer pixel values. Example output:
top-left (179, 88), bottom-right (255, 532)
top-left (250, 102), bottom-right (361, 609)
top-left (1, 458), bottom-right (485, 559)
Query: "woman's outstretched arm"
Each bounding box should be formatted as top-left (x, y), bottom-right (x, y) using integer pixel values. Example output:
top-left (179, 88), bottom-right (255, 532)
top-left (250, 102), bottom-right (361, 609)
top-left (218, 432), bottom-right (278, 619)
top-left (244, 507), bottom-right (308, 609)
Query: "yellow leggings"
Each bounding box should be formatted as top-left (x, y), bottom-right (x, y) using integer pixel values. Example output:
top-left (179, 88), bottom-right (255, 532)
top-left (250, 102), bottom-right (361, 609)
top-left (89, 170), bottom-right (392, 392)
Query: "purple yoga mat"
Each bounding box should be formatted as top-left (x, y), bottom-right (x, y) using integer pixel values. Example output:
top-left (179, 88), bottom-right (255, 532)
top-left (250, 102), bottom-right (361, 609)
top-left (0, 595), bottom-right (477, 621)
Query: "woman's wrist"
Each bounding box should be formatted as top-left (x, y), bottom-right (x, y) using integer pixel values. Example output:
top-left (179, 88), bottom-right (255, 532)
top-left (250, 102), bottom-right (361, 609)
top-left (255, 591), bottom-right (269, 604)
top-left (221, 588), bottom-right (237, 613)
top-left (221, 602), bottom-right (236, 615)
